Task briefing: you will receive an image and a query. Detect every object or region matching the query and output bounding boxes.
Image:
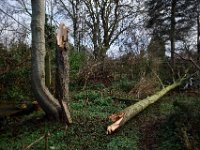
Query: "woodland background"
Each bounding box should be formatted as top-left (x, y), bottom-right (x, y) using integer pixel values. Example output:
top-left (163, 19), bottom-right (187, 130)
top-left (0, 0), bottom-right (200, 149)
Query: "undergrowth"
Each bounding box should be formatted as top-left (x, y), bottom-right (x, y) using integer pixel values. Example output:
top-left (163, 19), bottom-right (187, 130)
top-left (154, 95), bottom-right (200, 150)
top-left (1, 90), bottom-right (199, 150)
top-left (0, 89), bottom-right (139, 150)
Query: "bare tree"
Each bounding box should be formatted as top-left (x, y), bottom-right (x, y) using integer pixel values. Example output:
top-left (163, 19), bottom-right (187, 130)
top-left (0, 0), bottom-right (32, 47)
top-left (0, 11), bottom-right (12, 36)
top-left (82, 0), bottom-right (138, 60)
top-left (57, 0), bottom-right (139, 59)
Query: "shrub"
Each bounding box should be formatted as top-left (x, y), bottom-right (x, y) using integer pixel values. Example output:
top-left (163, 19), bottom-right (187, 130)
top-left (0, 42), bottom-right (32, 102)
top-left (111, 78), bottom-right (135, 92)
top-left (69, 50), bottom-right (87, 80)
top-left (155, 96), bottom-right (200, 149)
top-left (107, 136), bottom-right (138, 150)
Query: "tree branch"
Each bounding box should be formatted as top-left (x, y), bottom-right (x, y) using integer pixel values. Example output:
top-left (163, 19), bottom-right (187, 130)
top-left (0, 7), bottom-right (30, 31)
top-left (175, 53), bottom-right (200, 71)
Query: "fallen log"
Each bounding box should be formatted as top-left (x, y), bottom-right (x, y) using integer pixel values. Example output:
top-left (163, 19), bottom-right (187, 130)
top-left (0, 101), bottom-right (41, 118)
top-left (107, 77), bottom-right (186, 134)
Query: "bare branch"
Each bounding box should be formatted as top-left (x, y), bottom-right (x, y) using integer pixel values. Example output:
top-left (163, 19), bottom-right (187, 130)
top-left (0, 7), bottom-right (30, 31)
top-left (175, 53), bottom-right (200, 71)
top-left (16, 0), bottom-right (32, 16)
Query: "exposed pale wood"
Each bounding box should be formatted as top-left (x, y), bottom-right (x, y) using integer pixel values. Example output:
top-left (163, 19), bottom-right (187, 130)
top-left (107, 77), bottom-right (186, 134)
top-left (56, 23), bottom-right (69, 48)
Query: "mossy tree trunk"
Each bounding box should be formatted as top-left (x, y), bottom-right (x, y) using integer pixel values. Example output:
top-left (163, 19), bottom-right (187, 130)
top-left (107, 77), bottom-right (186, 134)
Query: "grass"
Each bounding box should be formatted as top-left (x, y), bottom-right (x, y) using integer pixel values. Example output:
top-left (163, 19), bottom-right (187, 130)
top-left (0, 90), bottom-right (138, 150)
top-left (0, 89), bottom-right (199, 150)
top-left (154, 95), bottom-right (200, 149)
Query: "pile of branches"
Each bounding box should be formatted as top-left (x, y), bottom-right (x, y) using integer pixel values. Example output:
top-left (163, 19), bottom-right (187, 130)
top-left (129, 74), bottom-right (161, 99)
top-left (77, 60), bottom-right (114, 87)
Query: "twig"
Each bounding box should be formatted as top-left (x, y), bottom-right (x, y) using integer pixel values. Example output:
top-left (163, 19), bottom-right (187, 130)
top-left (23, 132), bottom-right (50, 150)
top-left (0, 8), bottom-right (31, 31)
top-left (45, 132), bottom-right (50, 150)
top-left (23, 135), bottom-right (45, 150)
top-left (166, 60), bottom-right (175, 82)
top-left (181, 127), bottom-right (193, 150)
top-left (175, 53), bottom-right (200, 71)
top-left (152, 70), bottom-right (165, 88)
top-left (0, 55), bottom-right (31, 76)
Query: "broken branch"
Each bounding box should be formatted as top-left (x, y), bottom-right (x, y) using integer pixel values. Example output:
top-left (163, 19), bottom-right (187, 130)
top-left (107, 77), bottom-right (186, 134)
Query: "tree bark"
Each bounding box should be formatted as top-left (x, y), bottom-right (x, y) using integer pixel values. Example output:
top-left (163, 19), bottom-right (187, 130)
top-left (107, 77), bottom-right (186, 134)
top-left (55, 23), bottom-right (72, 124)
top-left (197, 6), bottom-right (200, 62)
top-left (170, 0), bottom-right (176, 70)
top-left (31, 0), bottom-right (62, 120)
top-left (45, 50), bottom-right (51, 87)
top-left (31, 0), bottom-right (60, 119)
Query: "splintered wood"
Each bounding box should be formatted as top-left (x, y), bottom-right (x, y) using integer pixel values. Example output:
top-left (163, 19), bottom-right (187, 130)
top-left (56, 23), bottom-right (69, 48)
top-left (107, 112), bottom-right (124, 135)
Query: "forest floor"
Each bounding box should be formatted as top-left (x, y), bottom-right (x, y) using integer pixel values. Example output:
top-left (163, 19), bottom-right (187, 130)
top-left (0, 89), bottom-right (199, 150)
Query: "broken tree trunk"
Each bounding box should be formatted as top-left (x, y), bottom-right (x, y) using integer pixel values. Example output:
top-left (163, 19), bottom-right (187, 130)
top-left (107, 77), bottom-right (186, 134)
top-left (55, 23), bottom-right (72, 124)
top-left (31, 0), bottom-right (72, 125)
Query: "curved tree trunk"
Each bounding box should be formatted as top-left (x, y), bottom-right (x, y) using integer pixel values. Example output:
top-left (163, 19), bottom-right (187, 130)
top-left (107, 77), bottom-right (186, 134)
top-left (31, 0), bottom-right (61, 120)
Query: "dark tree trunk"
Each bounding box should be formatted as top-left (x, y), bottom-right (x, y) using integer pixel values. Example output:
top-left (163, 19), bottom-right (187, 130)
top-left (170, 0), bottom-right (176, 70)
top-left (197, 10), bottom-right (200, 62)
top-left (45, 50), bottom-right (51, 87)
top-left (55, 24), bottom-right (72, 124)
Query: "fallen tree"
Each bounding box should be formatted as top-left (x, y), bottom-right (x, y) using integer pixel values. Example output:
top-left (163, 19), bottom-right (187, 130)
top-left (107, 77), bottom-right (186, 134)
